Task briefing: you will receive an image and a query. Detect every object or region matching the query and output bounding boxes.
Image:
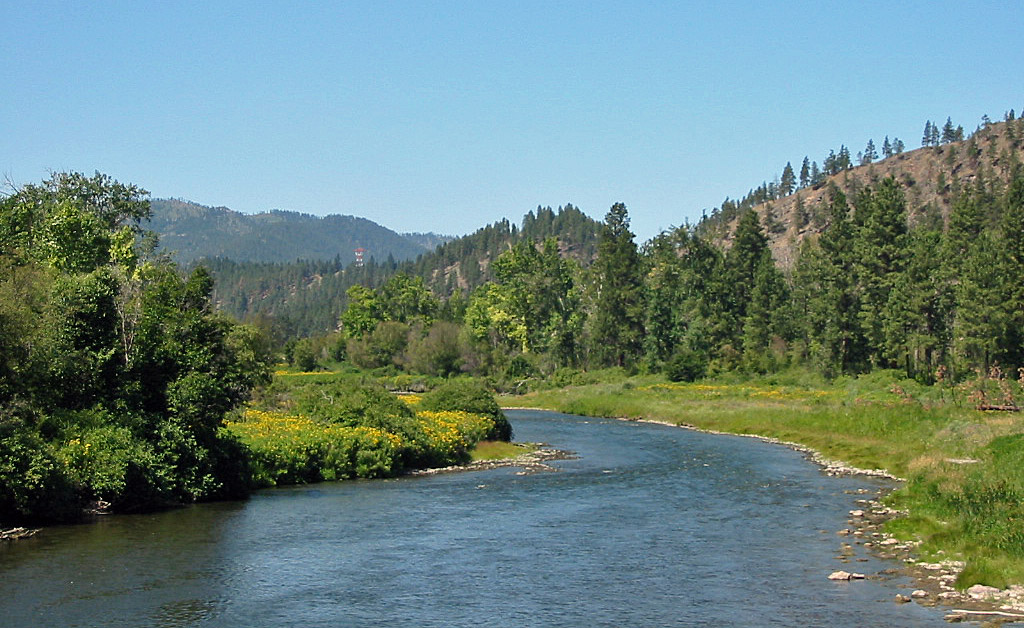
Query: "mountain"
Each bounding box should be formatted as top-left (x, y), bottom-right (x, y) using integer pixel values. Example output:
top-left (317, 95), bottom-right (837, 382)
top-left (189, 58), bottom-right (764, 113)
top-left (401, 232), bottom-right (456, 250)
top-left (702, 117), bottom-right (1024, 268)
top-left (201, 204), bottom-right (602, 337)
top-left (147, 198), bottom-right (432, 264)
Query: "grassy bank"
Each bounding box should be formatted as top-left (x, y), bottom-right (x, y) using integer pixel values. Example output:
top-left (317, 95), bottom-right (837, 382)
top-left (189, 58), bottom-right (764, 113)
top-left (506, 369), bottom-right (1024, 589)
top-left (224, 370), bottom-right (509, 487)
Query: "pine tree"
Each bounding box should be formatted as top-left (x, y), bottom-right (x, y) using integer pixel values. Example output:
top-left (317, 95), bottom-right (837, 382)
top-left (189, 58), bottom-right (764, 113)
top-left (952, 231), bottom-right (1007, 372)
top-left (794, 195), bottom-right (808, 229)
top-left (588, 203), bottom-right (644, 367)
top-left (923, 121), bottom-right (934, 147)
top-left (824, 150), bottom-right (838, 176)
top-left (740, 250), bottom-right (789, 372)
top-left (882, 136), bottom-right (893, 159)
top-left (882, 229), bottom-right (951, 379)
top-left (799, 157), bottom-right (811, 189)
top-left (721, 209), bottom-right (770, 351)
top-left (853, 177), bottom-right (908, 367)
top-left (863, 139), bottom-right (877, 164)
top-left (780, 162), bottom-right (796, 197)
top-left (838, 146), bottom-right (853, 171)
top-left (998, 173), bottom-right (1024, 369)
top-left (793, 187), bottom-right (864, 375)
top-left (893, 138), bottom-right (905, 154)
top-left (941, 117), bottom-right (957, 144)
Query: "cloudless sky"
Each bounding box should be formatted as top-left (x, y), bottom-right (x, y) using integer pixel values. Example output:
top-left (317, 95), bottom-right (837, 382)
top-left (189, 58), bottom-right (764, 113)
top-left (3, 1), bottom-right (1023, 241)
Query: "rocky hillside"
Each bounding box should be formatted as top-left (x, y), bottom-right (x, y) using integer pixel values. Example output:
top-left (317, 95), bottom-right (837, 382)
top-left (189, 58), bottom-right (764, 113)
top-left (709, 117), bottom-right (1024, 268)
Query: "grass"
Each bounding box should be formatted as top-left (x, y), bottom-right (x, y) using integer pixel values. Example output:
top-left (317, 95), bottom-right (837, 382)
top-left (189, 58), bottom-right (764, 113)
top-left (504, 370), bottom-right (1024, 589)
top-left (470, 441), bottom-right (538, 462)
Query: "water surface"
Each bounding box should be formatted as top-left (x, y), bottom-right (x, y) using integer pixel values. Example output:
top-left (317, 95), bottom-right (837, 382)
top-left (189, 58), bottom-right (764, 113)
top-left (0, 410), bottom-right (950, 626)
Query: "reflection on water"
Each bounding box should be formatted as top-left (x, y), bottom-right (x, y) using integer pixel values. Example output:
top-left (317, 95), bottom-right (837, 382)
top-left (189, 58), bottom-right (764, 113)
top-left (0, 410), bottom-right (950, 626)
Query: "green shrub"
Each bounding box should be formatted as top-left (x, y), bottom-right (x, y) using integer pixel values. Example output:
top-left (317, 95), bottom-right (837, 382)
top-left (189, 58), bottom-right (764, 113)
top-left (296, 378), bottom-right (414, 427)
top-left (0, 422), bottom-right (82, 523)
top-left (665, 348), bottom-right (707, 382)
top-left (420, 379), bottom-right (511, 441)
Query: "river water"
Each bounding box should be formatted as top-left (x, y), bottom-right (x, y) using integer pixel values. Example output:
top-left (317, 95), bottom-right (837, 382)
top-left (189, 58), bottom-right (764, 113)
top-left (1, 410), bottom-right (952, 627)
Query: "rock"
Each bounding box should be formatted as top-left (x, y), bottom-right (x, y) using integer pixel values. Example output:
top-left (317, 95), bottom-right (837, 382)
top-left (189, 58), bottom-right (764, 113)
top-left (895, 594), bottom-right (911, 604)
top-left (966, 584), bottom-right (1001, 600)
top-left (850, 509), bottom-right (866, 517)
top-left (944, 613), bottom-right (964, 622)
top-left (828, 571), bottom-right (865, 581)
top-left (880, 538), bottom-right (900, 546)
top-left (911, 590), bottom-right (929, 599)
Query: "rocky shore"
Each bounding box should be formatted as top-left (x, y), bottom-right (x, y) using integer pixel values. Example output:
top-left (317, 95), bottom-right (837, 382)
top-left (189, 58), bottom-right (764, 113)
top-left (408, 444), bottom-right (576, 477)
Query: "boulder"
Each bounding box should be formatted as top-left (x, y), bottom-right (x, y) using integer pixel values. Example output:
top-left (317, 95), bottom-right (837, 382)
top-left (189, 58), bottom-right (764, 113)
top-left (966, 584), bottom-right (1001, 600)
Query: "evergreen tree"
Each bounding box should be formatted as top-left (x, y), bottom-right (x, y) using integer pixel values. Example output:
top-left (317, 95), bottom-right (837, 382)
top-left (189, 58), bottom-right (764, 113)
top-left (923, 121), bottom-right (934, 147)
top-left (893, 138), bottom-right (905, 154)
top-left (863, 139), bottom-right (877, 164)
top-left (852, 177), bottom-right (908, 367)
top-left (882, 136), bottom-right (893, 159)
top-left (793, 188), bottom-right (865, 375)
top-left (642, 227), bottom-right (721, 371)
top-left (810, 161), bottom-right (822, 185)
top-left (998, 173), bottom-right (1024, 369)
top-left (587, 203), bottom-right (644, 367)
top-left (740, 250), bottom-right (789, 372)
top-left (837, 146), bottom-right (853, 170)
top-left (799, 157), bottom-right (811, 189)
top-left (952, 231), bottom-right (1007, 372)
top-left (882, 229), bottom-right (951, 379)
top-left (720, 210), bottom-right (771, 354)
top-left (941, 117), bottom-right (957, 144)
top-left (780, 162), bottom-right (796, 196)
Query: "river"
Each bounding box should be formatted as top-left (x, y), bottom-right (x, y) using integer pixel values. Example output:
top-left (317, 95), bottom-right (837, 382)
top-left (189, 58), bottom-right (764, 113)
top-left (0, 410), bottom-right (952, 626)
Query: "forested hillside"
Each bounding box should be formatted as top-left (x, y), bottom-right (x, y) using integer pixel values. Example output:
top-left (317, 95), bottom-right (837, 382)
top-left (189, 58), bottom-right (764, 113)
top-left (291, 108), bottom-right (1024, 389)
top-left (149, 198), bottom-right (433, 264)
top-left (701, 114), bottom-right (1024, 268)
top-left (203, 204), bottom-right (600, 337)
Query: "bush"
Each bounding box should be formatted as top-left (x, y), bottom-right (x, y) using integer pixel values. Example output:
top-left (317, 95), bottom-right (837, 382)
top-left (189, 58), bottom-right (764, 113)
top-left (296, 378), bottom-right (414, 427)
top-left (420, 379), bottom-right (512, 441)
top-left (0, 422), bottom-right (82, 523)
top-left (665, 348), bottom-right (707, 382)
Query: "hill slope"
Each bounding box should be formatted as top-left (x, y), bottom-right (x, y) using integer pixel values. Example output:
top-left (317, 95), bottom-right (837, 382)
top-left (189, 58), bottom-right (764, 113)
top-left (202, 204), bottom-right (601, 336)
top-left (702, 117), bottom-right (1024, 267)
top-left (148, 198), bottom-right (432, 264)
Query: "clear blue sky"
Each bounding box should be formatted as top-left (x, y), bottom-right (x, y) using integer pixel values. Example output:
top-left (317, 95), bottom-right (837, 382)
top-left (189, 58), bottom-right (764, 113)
top-left (4, 1), bottom-right (1022, 242)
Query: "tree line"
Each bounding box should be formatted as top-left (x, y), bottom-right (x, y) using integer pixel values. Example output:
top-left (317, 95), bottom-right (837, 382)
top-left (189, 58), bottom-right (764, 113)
top-left (326, 167), bottom-right (1024, 388)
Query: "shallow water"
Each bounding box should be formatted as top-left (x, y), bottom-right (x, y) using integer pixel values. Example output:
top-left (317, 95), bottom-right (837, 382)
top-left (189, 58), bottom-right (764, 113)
top-left (1, 410), bottom-right (951, 626)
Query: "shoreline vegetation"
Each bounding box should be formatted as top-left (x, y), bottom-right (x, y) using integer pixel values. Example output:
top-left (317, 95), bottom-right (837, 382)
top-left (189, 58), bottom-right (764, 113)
top-left (503, 369), bottom-right (1024, 619)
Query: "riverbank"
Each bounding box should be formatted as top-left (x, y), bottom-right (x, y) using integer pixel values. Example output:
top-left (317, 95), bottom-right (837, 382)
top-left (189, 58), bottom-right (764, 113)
top-left (637, 415), bottom-right (1024, 621)
top-left (505, 372), bottom-right (1024, 619)
top-left (409, 443), bottom-right (576, 476)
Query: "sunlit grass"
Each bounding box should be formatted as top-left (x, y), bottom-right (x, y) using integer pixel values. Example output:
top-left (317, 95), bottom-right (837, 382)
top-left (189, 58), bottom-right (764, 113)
top-left (470, 441), bottom-right (538, 462)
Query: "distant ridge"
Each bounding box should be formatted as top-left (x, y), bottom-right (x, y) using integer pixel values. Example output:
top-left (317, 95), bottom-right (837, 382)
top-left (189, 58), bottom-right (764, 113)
top-left (147, 198), bottom-right (435, 264)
